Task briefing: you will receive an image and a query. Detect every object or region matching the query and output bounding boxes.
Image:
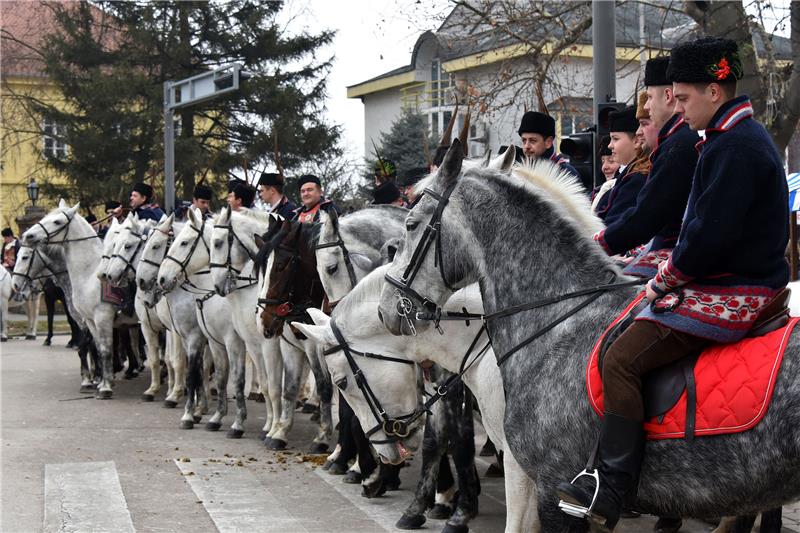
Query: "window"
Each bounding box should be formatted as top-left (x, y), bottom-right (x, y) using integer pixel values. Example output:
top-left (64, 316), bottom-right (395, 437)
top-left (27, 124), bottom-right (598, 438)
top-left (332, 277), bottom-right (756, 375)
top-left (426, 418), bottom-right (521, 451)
top-left (42, 119), bottom-right (67, 159)
top-left (428, 58), bottom-right (454, 138)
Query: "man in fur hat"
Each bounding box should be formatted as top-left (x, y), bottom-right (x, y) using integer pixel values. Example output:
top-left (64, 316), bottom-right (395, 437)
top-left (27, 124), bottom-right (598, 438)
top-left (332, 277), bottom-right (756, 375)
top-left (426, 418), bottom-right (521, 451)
top-left (258, 172), bottom-right (296, 220)
top-left (293, 174), bottom-right (340, 223)
top-left (517, 111), bottom-right (579, 177)
top-left (397, 166), bottom-right (428, 204)
top-left (129, 182), bottom-right (165, 222)
top-left (192, 184), bottom-right (213, 218)
top-left (558, 38), bottom-right (789, 531)
top-left (594, 56), bottom-right (700, 281)
top-left (228, 182), bottom-right (256, 211)
top-left (372, 180), bottom-right (404, 206)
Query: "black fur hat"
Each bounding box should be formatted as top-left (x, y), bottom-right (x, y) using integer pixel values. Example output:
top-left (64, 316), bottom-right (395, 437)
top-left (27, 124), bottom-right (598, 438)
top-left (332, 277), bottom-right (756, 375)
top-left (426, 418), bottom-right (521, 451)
top-left (667, 37), bottom-right (743, 84)
top-left (397, 167), bottom-right (428, 188)
top-left (598, 136), bottom-right (612, 157)
top-left (297, 174), bottom-right (321, 189)
top-left (192, 184), bottom-right (213, 201)
top-left (1, 227), bottom-right (13, 238)
top-left (104, 200), bottom-right (121, 211)
top-left (518, 111), bottom-right (555, 138)
top-left (131, 182), bottom-right (153, 201)
top-left (644, 56), bottom-right (670, 86)
top-left (608, 106), bottom-right (638, 133)
top-left (227, 178), bottom-right (244, 193)
top-left (232, 182), bottom-right (256, 208)
top-left (258, 172), bottom-right (283, 187)
top-left (372, 181), bottom-right (402, 205)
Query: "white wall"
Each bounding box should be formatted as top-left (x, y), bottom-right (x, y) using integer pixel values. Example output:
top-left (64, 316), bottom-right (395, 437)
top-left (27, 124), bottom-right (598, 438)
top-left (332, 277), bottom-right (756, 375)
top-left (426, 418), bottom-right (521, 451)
top-left (362, 88), bottom-right (404, 158)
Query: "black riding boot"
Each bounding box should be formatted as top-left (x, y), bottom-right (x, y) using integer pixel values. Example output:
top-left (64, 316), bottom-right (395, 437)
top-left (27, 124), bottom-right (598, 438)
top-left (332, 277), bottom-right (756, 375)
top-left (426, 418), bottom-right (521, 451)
top-left (557, 413), bottom-right (644, 532)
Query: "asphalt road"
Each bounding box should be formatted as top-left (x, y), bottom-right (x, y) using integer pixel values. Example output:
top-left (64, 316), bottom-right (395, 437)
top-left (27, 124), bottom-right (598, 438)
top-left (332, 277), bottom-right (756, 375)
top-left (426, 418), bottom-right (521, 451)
top-left (1, 338), bottom-right (798, 533)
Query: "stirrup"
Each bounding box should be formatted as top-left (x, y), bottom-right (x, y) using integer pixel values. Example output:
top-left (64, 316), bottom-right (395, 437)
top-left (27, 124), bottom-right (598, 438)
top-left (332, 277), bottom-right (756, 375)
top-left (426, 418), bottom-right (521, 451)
top-left (558, 468), bottom-right (600, 518)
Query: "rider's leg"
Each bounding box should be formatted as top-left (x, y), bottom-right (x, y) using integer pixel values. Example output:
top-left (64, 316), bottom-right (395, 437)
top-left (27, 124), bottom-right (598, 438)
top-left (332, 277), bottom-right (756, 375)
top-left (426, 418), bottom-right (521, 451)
top-left (558, 320), bottom-right (709, 531)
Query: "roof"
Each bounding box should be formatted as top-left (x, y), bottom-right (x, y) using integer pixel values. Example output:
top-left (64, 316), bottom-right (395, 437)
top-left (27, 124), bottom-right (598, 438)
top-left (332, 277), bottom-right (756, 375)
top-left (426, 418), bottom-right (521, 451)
top-left (348, 0), bottom-right (792, 96)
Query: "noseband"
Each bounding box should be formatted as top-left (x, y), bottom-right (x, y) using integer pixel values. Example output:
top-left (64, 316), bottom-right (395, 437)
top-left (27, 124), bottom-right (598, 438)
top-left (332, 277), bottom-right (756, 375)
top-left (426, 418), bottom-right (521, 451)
top-left (11, 247), bottom-right (65, 292)
top-left (384, 181), bottom-right (459, 331)
top-left (324, 319), bottom-right (424, 444)
top-left (110, 230), bottom-right (147, 278)
top-left (209, 222), bottom-right (258, 291)
top-left (162, 220), bottom-right (209, 286)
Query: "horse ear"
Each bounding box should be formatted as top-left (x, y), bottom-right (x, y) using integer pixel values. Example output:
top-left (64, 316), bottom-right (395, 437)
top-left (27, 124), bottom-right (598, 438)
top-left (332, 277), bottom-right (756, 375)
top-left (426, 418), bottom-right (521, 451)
top-left (499, 144), bottom-right (516, 171)
top-left (289, 321), bottom-right (334, 346)
top-left (305, 307), bottom-right (330, 326)
top-left (438, 138), bottom-right (464, 185)
top-left (187, 206), bottom-right (200, 226)
top-left (254, 233), bottom-right (266, 250)
top-left (126, 212), bottom-right (134, 221)
top-left (58, 198), bottom-right (67, 209)
top-left (69, 202), bottom-right (80, 214)
top-left (157, 213), bottom-right (174, 232)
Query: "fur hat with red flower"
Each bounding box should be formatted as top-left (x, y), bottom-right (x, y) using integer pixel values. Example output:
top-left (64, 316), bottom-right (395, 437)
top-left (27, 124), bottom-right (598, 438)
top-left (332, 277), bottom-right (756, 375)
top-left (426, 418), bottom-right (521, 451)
top-left (667, 37), bottom-right (743, 84)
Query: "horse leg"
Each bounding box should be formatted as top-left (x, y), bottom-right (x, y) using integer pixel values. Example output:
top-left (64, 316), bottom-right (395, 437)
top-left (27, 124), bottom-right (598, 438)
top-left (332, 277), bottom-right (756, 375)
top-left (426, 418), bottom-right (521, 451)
top-left (200, 344), bottom-right (212, 415)
top-left (122, 328), bottom-right (139, 379)
top-left (306, 349), bottom-right (333, 454)
top-left (164, 332), bottom-right (176, 399)
top-left (246, 353), bottom-right (261, 401)
top-left (260, 337), bottom-right (283, 440)
top-left (180, 342), bottom-right (205, 429)
top-left (445, 385), bottom-right (480, 532)
top-left (503, 449), bottom-right (540, 533)
top-left (164, 336), bottom-right (187, 408)
top-left (112, 328), bottom-right (124, 374)
top-left (44, 288), bottom-right (55, 346)
top-left (93, 323), bottom-right (115, 399)
top-left (140, 321), bottom-right (162, 402)
top-left (328, 394), bottom-right (357, 473)
top-left (267, 342), bottom-right (305, 450)
top-left (397, 416), bottom-right (445, 528)
top-left (205, 339), bottom-right (232, 432)
top-left (26, 294), bottom-right (40, 339)
top-left (352, 417), bottom-right (379, 493)
top-left (760, 508), bottom-right (783, 533)
top-left (227, 344), bottom-right (247, 439)
top-left (1, 291), bottom-right (8, 341)
top-left (77, 329), bottom-right (94, 392)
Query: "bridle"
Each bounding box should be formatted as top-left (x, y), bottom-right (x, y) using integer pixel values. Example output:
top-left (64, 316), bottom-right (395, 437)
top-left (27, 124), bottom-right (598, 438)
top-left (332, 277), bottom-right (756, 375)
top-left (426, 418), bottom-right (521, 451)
top-left (34, 211), bottom-right (100, 245)
top-left (313, 217), bottom-right (358, 293)
top-left (383, 181), bottom-right (459, 333)
top-left (162, 219), bottom-right (210, 288)
top-left (209, 221), bottom-right (258, 292)
top-left (109, 228), bottom-right (148, 280)
top-left (323, 319), bottom-right (424, 444)
top-left (11, 246), bottom-right (66, 293)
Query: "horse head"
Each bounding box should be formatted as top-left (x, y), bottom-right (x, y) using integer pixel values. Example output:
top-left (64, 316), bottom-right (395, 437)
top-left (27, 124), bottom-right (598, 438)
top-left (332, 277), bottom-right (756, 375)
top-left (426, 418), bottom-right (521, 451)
top-left (107, 215), bottom-right (148, 287)
top-left (97, 215), bottom-right (124, 281)
top-left (11, 245), bottom-right (46, 298)
top-left (158, 207), bottom-right (209, 293)
top-left (291, 290), bottom-right (422, 465)
top-left (210, 206), bottom-right (268, 296)
top-left (137, 214), bottom-right (173, 294)
top-left (22, 200), bottom-right (84, 248)
top-left (378, 139), bottom-right (477, 336)
top-left (258, 219), bottom-right (322, 339)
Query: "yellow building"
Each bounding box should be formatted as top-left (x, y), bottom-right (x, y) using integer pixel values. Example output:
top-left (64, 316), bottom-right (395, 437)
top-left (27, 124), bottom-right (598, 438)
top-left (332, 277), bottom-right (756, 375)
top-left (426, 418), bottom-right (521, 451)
top-left (0, 1), bottom-right (76, 233)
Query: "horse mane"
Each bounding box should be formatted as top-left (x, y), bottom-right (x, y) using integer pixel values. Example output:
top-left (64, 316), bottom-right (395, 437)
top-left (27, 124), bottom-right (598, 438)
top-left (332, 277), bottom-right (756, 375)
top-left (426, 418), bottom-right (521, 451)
top-left (510, 160), bottom-right (604, 236)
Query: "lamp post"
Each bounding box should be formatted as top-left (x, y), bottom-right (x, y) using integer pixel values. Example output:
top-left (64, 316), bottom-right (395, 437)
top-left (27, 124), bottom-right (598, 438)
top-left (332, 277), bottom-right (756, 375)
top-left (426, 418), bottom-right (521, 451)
top-left (26, 178), bottom-right (39, 206)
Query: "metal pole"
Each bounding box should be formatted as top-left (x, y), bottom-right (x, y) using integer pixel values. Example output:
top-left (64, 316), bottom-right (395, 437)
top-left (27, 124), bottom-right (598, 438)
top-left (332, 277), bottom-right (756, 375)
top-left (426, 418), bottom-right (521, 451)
top-left (592, 0), bottom-right (616, 186)
top-left (164, 81), bottom-right (175, 214)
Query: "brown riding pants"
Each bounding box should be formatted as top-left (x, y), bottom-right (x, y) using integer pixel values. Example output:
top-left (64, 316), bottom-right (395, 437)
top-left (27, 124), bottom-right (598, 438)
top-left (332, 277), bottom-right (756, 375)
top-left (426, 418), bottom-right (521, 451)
top-left (602, 320), bottom-right (710, 422)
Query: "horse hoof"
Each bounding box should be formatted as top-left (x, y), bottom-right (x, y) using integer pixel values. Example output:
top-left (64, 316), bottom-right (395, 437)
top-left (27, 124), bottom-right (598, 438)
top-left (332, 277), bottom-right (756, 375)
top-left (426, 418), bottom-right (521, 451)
top-left (226, 429), bottom-right (244, 439)
top-left (484, 463), bottom-right (504, 478)
top-left (361, 480), bottom-right (386, 498)
top-left (321, 460), bottom-right (333, 471)
top-left (653, 517), bottom-right (682, 533)
top-left (300, 402), bottom-right (317, 414)
top-left (310, 411), bottom-right (320, 422)
top-left (0, 337), bottom-right (8, 342)
top-left (205, 421), bottom-right (221, 431)
top-left (163, 400), bottom-right (178, 408)
top-left (258, 431), bottom-right (268, 441)
top-left (95, 390), bottom-right (113, 400)
top-left (309, 442), bottom-right (329, 454)
top-left (180, 420), bottom-right (194, 430)
top-left (267, 438), bottom-right (287, 451)
top-left (342, 470), bottom-right (362, 484)
top-left (327, 462), bottom-right (348, 475)
top-left (255, 393), bottom-right (265, 403)
top-left (141, 394), bottom-right (155, 402)
top-left (123, 371), bottom-right (138, 380)
top-left (427, 504), bottom-right (453, 520)
top-left (441, 524), bottom-right (469, 533)
top-left (25, 335), bottom-right (36, 340)
top-left (42, 339), bottom-right (52, 346)
top-left (193, 415), bottom-right (202, 423)
top-left (246, 392), bottom-right (261, 401)
top-left (396, 514), bottom-right (426, 530)
top-left (80, 385), bottom-right (95, 394)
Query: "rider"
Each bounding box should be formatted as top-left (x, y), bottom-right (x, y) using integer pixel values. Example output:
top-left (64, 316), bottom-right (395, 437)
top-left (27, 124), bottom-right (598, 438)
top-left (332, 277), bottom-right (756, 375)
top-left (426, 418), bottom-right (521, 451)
top-left (397, 167), bottom-right (428, 204)
top-left (2, 227), bottom-right (20, 269)
top-left (293, 174), bottom-right (340, 223)
top-left (130, 182), bottom-right (165, 222)
top-left (594, 105), bottom-right (649, 227)
top-left (257, 172), bottom-right (297, 219)
top-left (372, 180), bottom-right (405, 206)
top-left (558, 37), bottom-right (790, 531)
top-left (192, 184), bottom-right (214, 219)
top-left (228, 182), bottom-right (256, 211)
top-left (517, 111), bottom-right (579, 177)
top-left (590, 136), bottom-right (619, 214)
top-left (594, 56), bottom-right (699, 279)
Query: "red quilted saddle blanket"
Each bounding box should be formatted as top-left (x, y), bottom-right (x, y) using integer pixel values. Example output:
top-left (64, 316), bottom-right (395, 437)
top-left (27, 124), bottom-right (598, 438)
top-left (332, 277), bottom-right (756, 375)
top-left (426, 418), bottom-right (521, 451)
top-left (101, 280), bottom-right (126, 306)
top-left (587, 294), bottom-right (797, 440)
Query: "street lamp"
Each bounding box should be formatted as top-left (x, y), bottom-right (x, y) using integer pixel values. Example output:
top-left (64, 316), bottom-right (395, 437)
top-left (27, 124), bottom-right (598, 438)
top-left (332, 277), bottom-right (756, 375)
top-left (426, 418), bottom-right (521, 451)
top-left (27, 178), bottom-right (39, 206)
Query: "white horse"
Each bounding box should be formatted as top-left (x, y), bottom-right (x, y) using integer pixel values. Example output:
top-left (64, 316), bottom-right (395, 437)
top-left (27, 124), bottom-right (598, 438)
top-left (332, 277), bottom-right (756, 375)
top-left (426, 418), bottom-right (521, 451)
top-left (0, 265), bottom-right (41, 342)
top-left (209, 206), bottom-right (309, 449)
top-left (22, 201), bottom-right (138, 398)
top-left (292, 264), bottom-right (538, 533)
top-left (156, 209), bottom-right (254, 437)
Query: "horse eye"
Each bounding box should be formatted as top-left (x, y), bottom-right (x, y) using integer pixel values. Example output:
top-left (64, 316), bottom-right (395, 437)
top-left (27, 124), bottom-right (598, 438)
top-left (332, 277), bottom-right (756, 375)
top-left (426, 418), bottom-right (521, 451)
top-left (53, 220), bottom-right (62, 226)
top-left (213, 241), bottom-right (222, 249)
top-left (326, 264), bottom-right (338, 275)
top-left (406, 220), bottom-right (418, 231)
top-left (153, 244), bottom-right (160, 250)
top-left (124, 244), bottom-right (132, 250)
top-left (335, 377), bottom-right (347, 390)
top-left (180, 240), bottom-right (188, 246)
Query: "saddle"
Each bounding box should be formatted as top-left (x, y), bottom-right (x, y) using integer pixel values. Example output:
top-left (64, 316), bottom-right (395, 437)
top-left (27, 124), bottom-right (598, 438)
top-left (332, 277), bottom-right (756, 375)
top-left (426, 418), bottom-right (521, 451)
top-left (592, 287), bottom-right (793, 440)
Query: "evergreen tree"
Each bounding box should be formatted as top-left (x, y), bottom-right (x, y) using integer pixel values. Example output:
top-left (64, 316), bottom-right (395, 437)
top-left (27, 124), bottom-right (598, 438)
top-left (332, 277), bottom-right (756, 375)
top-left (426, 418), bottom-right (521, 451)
top-left (7, 1), bottom-right (339, 209)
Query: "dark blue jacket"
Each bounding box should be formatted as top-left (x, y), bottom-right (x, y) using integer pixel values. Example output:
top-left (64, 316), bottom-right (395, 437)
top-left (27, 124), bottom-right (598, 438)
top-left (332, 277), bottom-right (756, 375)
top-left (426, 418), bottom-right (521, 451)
top-left (595, 165), bottom-right (648, 228)
top-left (272, 196), bottom-right (297, 220)
top-left (134, 204), bottom-right (165, 222)
top-left (542, 146), bottom-right (579, 178)
top-left (598, 115), bottom-right (698, 255)
top-left (638, 96), bottom-right (790, 342)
